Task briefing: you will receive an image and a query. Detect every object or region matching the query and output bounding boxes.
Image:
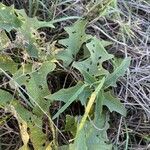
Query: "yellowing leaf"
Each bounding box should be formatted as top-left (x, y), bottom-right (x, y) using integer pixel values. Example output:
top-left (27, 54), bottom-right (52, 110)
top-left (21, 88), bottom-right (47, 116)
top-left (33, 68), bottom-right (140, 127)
top-left (12, 101), bottom-right (48, 150)
top-left (46, 142), bottom-right (53, 150)
top-left (78, 77), bottom-right (105, 132)
top-left (50, 40), bottom-right (64, 55)
top-left (19, 119), bottom-right (30, 150)
top-left (7, 106), bottom-right (29, 150)
top-left (28, 123), bottom-right (47, 150)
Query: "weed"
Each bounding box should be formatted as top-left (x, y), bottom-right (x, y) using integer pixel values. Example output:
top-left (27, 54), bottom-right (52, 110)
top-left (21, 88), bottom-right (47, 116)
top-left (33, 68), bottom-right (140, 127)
top-left (0, 0), bottom-right (149, 150)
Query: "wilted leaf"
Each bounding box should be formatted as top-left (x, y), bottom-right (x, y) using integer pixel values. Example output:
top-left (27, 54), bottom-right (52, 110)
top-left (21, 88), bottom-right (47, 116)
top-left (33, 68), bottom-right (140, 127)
top-left (12, 101), bottom-right (47, 150)
top-left (18, 119), bottom-right (30, 150)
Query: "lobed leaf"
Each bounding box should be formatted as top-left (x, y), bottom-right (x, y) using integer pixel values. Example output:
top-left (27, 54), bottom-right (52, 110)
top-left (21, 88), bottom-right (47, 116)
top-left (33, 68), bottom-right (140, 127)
top-left (16, 9), bottom-right (54, 30)
top-left (45, 82), bottom-right (84, 103)
top-left (13, 61), bottom-right (56, 116)
top-left (51, 83), bottom-right (87, 120)
top-left (103, 91), bottom-right (126, 116)
top-left (73, 37), bottom-right (113, 76)
top-left (104, 57), bottom-right (131, 88)
top-left (56, 20), bottom-right (88, 66)
top-left (0, 3), bottom-right (22, 31)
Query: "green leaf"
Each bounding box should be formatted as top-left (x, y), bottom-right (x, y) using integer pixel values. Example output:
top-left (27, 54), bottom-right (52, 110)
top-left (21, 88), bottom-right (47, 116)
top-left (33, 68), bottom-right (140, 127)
top-left (70, 128), bottom-right (87, 150)
top-left (52, 83), bottom-right (86, 119)
top-left (0, 4), bottom-right (54, 32)
top-left (45, 82), bottom-right (87, 119)
top-left (26, 42), bottom-right (39, 58)
top-left (100, 40), bottom-right (112, 47)
top-left (81, 70), bottom-right (96, 84)
top-left (112, 57), bottom-right (124, 69)
top-left (0, 90), bottom-right (14, 107)
top-left (16, 9), bottom-right (54, 30)
top-left (78, 86), bottom-right (92, 105)
top-left (103, 91), bottom-right (126, 116)
top-left (45, 82), bottom-right (84, 103)
top-left (0, 55), bottom-right (18, 73)
top-left (0, 3), bottom-right (54, 58)
top-left (73, 37), bottom-right (113, 76)
top-left (0, 3), bottom-right (22, 31)
top-left (56, 20), bottom-right (88, 66)
top-left (58, 145), bottom-right (69, 150)
top-left (65, 115), bottom-right (77, 137)
top-left (14, 9), bottom-right (53, 58)
top-left (0, 30), bottom-right (10, 51)
top-left (104, 57), bottom-right (131, 88)
top-left (72, 113), bottom-right (112, 150)
top-left (28, 122), bottom-right (47, 150)
top-left (13, 61), bottom-right (56, 116)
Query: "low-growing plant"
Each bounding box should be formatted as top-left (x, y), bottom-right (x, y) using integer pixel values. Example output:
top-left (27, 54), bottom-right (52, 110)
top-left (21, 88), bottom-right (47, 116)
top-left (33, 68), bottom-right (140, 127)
top-left (0, 3), bottom-right (131, 150)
